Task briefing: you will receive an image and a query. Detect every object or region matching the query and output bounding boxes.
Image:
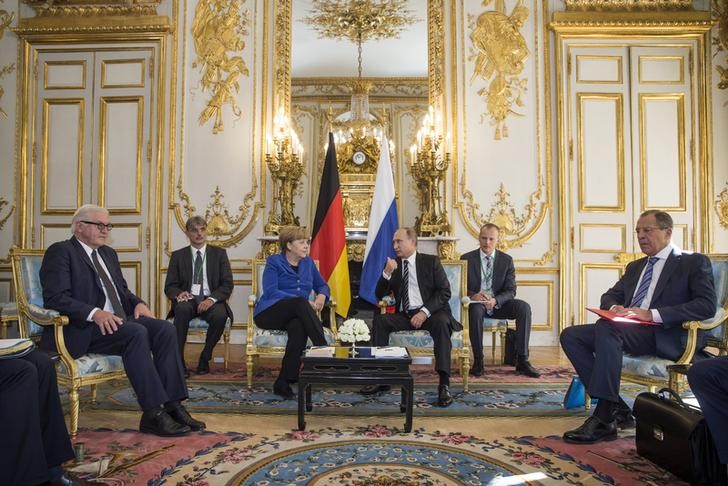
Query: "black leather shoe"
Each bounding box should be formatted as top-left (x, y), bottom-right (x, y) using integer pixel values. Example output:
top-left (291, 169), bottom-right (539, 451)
top-left (437, 384), bottom-right (454, 407)
top-left (47, 473), bottom-right (75, 486)
top-left (166, 402), bottom-right (206, 431)
top-left (563, 416), bottom-right (617, 444)
top-left (273, 379), bottom-right (295, 400)
top-left (360, 384), bottom-right (391, 395)
top-left (469, 359), bottom-right (484, 377)
top-left (196, 358), bottom-right (210, 375)
top-left (139, 408), bottom-right (191, 436)
top-left (183, 366), bottom-right (190, 379)
top-left (614, 407), bottom-right (635, 429)
top-left (515, 360), bottom-right (541, 378)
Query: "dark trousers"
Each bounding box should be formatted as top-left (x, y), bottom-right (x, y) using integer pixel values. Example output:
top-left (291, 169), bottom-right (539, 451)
top-left (172, 300), bottom-right (228, 362)
top-left (254, 297), bottom-right (327, 381)
top-left (88, 316), bottom-right (188, 411)
top-left (560, 319), bottom-right (656, 402)
top-left (688, 356), bottom-right (728, 464)
top-left (372, 310), bottom-right (453, 375)
top-left (0, 351), bottom-right (75, 485)
top-left (468, 298), bottom-right (532, 361)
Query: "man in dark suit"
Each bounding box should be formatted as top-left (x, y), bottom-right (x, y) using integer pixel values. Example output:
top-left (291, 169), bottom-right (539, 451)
top-left (361, 227), bottom-right (461, 407)
top-left (560, 210), bottom-right (715, 444)
top-left (165, 216), bottom-right (233, 375)
top-left (40, 204), bottom-right (205, 437)
top-left (687, 356), bottom-right (728, 471)
top-left (461, 223), bottom-right (540, 377)
top-left (1, 351), bottom-right (75, 485)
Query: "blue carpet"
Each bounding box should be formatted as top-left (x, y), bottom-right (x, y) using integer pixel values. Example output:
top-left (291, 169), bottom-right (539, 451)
top-left (87, 380), bottom-right (640, 417)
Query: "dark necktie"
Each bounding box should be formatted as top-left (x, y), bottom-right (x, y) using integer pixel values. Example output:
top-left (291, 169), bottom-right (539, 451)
top-left (193, 250), bottom-right (204, 298)
top-left (630, 256), bottom-right (658, 307)
top-left (401, 260), bottom-right (410, 313)
top-left (91, 250), bottom-right (126, 319)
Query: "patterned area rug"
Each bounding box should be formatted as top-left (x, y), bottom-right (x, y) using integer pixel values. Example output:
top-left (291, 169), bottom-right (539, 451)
top-left (67, 425), bottom-right (687, 485)
top-left (86, 381), bottom-right (630, 417)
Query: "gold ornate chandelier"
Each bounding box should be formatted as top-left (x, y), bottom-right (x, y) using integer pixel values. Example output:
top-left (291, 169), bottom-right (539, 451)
top-left (304, 0), bottom-right (416, 145)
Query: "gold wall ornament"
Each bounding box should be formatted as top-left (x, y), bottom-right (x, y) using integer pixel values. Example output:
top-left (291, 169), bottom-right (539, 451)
top-left (0, 197), bottom-right (14, 231)
top-left (409, 106), bottom-right (452, 236)
top-left (264, 108), bottom-right (304, 235)
top-left (21, 0), bottom-right (161, 17)
top-left (192, 0), bottom-right (249, 134)
top-left (0, 63), bottom-right (15, 119)
top-left (533, 242), bottom-right (558, 266)
top-left (716, 183), bottom-right (728, 229)
top-left (714, 0), bottom-right (728, 91)
top-left (480, 182), bottom-right (545, 251)
top-left (565, 0), bottom-right (692, 11)
top-left (468, 0), bottom-right (529, 140)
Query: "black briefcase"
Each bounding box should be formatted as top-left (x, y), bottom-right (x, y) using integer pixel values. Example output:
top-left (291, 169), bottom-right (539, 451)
top-left (502, 328), bottom-right (517, 366)
top-left (633, 388), bottom-right (727, 485)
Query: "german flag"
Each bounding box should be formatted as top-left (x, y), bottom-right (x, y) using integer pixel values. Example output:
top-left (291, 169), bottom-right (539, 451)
top-left (310, 133), bottom-right (351, 317)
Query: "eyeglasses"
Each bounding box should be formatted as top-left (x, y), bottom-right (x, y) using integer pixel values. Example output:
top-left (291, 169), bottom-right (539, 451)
top-left (81, 221), bottom-right (114, 231)
top-left (634, 226), bottom-right (666, 235)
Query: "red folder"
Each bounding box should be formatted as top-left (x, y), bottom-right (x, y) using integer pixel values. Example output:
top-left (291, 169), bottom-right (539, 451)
top-left (586, 307), bottom-right (657, 325)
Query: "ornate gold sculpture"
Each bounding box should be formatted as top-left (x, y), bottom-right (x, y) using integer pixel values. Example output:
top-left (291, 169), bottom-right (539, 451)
top-left (21, 0), bottom-right (161, 17)
top-left (714, 0), bottom-right (728, 90)
top-left (265, 108), bottom-right (304, 235)
top-left (303, 0), bottom-right (415, 43)
top-left (468, 0), bottom-right (529, 140)
top-left (716, 182), bottom-right (728, 230)
top-left (476, 182), bottom-right (544, 251)
top-left (0, 7), bottom-right (13, 119)
top-left (409, 106), bottom-right (451, 237)
top-left (192, 0), bottom-right (249, 134)
top-left (0, 197), bottom-right (14, 231)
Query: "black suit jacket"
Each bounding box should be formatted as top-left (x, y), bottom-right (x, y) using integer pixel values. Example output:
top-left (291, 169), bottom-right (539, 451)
top-left (374, 252), bottom-right (462, 331)
top-left (40, 236), bottom-right (144, 358)
top-left (600, 246), bottom-right (716, 360)
top-left (164, 245), bottom-right (234, 320)
top-left (461, 248), bottom-right (517, 308)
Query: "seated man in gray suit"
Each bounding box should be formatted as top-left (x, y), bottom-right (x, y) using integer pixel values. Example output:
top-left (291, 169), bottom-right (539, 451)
top-left (165, 216), bottom-right (234, 375)
top-left (560, 210), bottom-right (715, 444)
top-left (461, 223), bottom-right (540, 378)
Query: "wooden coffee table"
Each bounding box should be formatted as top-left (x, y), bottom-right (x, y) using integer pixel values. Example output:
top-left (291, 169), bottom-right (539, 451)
top-left (297, 352), bottom-right (414, 432)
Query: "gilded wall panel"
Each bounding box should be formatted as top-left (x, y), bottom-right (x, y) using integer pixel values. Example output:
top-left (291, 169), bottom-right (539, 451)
top-left (40, 224), bottom-right (73, 248)
top-left (99, 97), bottom-right (143, 213)
top-left (42, 99), bottom-right (84, 214)
top-left (44, 61), bottom-right (86, 89)
top-left (639, 94), bottom-right (686, 210)
top-left (638, 55), bottom-right (684, 84)
top-left (516, 280), bottom-right (553, 332)
top-left (101, 58), bottom-right (146, 88)
top-left (575, 55), bottom-right (622, 83)
top-left (579, 223), bottom-right (626, 253)
top-left (120, 261), bottom-right (142, 296)
top-left (579, 263), bottom-right (623, 325)
top-left (577, 93), bottom-right (624, 211)
top-left (454, 0), bottom-right (552, 259)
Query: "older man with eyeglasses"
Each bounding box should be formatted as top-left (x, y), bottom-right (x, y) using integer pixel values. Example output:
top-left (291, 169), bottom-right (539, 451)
top-left (559, 210), bottom-right (715, 444)
top-left (39, 204), bottom-right (205, 437)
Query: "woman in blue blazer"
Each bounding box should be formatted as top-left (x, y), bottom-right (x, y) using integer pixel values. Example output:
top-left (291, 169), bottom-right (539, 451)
top-left (254, 226), bottom-right (329, 398)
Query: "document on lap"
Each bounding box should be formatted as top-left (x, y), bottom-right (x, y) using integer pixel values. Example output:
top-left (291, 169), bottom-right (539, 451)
top-left (586, 307), bottom-right (657, 325)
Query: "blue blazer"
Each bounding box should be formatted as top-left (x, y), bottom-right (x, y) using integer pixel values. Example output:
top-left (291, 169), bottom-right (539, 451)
top-left (40, 236), bottom-right (144, 358)
top-left (600, 246), bottom-right (716, 360)
top-left (254, 253), bottom-right (330, 316)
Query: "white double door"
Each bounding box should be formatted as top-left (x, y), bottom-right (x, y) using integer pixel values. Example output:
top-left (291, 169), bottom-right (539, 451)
top-left (561, 42), bottom-right (700, 326)
top-left (23, 43), bottom-right (158, 300)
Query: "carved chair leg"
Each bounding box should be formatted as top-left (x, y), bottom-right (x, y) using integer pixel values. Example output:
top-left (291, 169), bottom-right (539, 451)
top-left (90, 384), bottom-right (98, 404)
top-left (69, 386), bottom-right (80, 439)
top-left (246, 354), bottom-right (254, 389)
top-left (463, 355), bottom-right (470, 392)
top-left (491, 331), bottom-right (497, 364)
top-left (585, 393), bottom-right (591, 410)
top-left (224, 329), bottom-right (230, 371)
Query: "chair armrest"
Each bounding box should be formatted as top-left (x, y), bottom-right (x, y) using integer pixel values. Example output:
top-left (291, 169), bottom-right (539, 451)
top-left (25, 303), bottom-right (69, 327)
top-left (246, 295), bottom-right (257, 347)
top-left (675, 319), bottom-right (712, 364)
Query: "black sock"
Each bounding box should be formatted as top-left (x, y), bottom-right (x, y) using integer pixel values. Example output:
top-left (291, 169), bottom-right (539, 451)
top-left (438, 372), bottom-right (449, 386)
top-left (594, 399), bottom-right (617, 422)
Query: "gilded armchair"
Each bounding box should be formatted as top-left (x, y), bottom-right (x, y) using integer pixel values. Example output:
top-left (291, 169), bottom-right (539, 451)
top-left (621, 254), bottom-right (728, 393)
top-left (379, 260), bottom-right (471, 391)
top-left (245, 258), bottom-right (338, 388)
top-left (10, 246), bottom-right (126, 438)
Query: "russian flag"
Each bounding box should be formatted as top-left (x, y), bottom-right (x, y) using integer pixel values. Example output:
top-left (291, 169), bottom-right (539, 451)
top-left (359, 134), bottom-right (398, 305)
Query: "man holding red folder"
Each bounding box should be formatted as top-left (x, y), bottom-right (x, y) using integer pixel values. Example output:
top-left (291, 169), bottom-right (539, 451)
top-left (560, 210), bottom-right (715, 444)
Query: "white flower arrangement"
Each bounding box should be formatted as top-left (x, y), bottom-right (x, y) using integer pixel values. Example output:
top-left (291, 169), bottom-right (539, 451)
top-left (338, 318), bottom-right (370, 344)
